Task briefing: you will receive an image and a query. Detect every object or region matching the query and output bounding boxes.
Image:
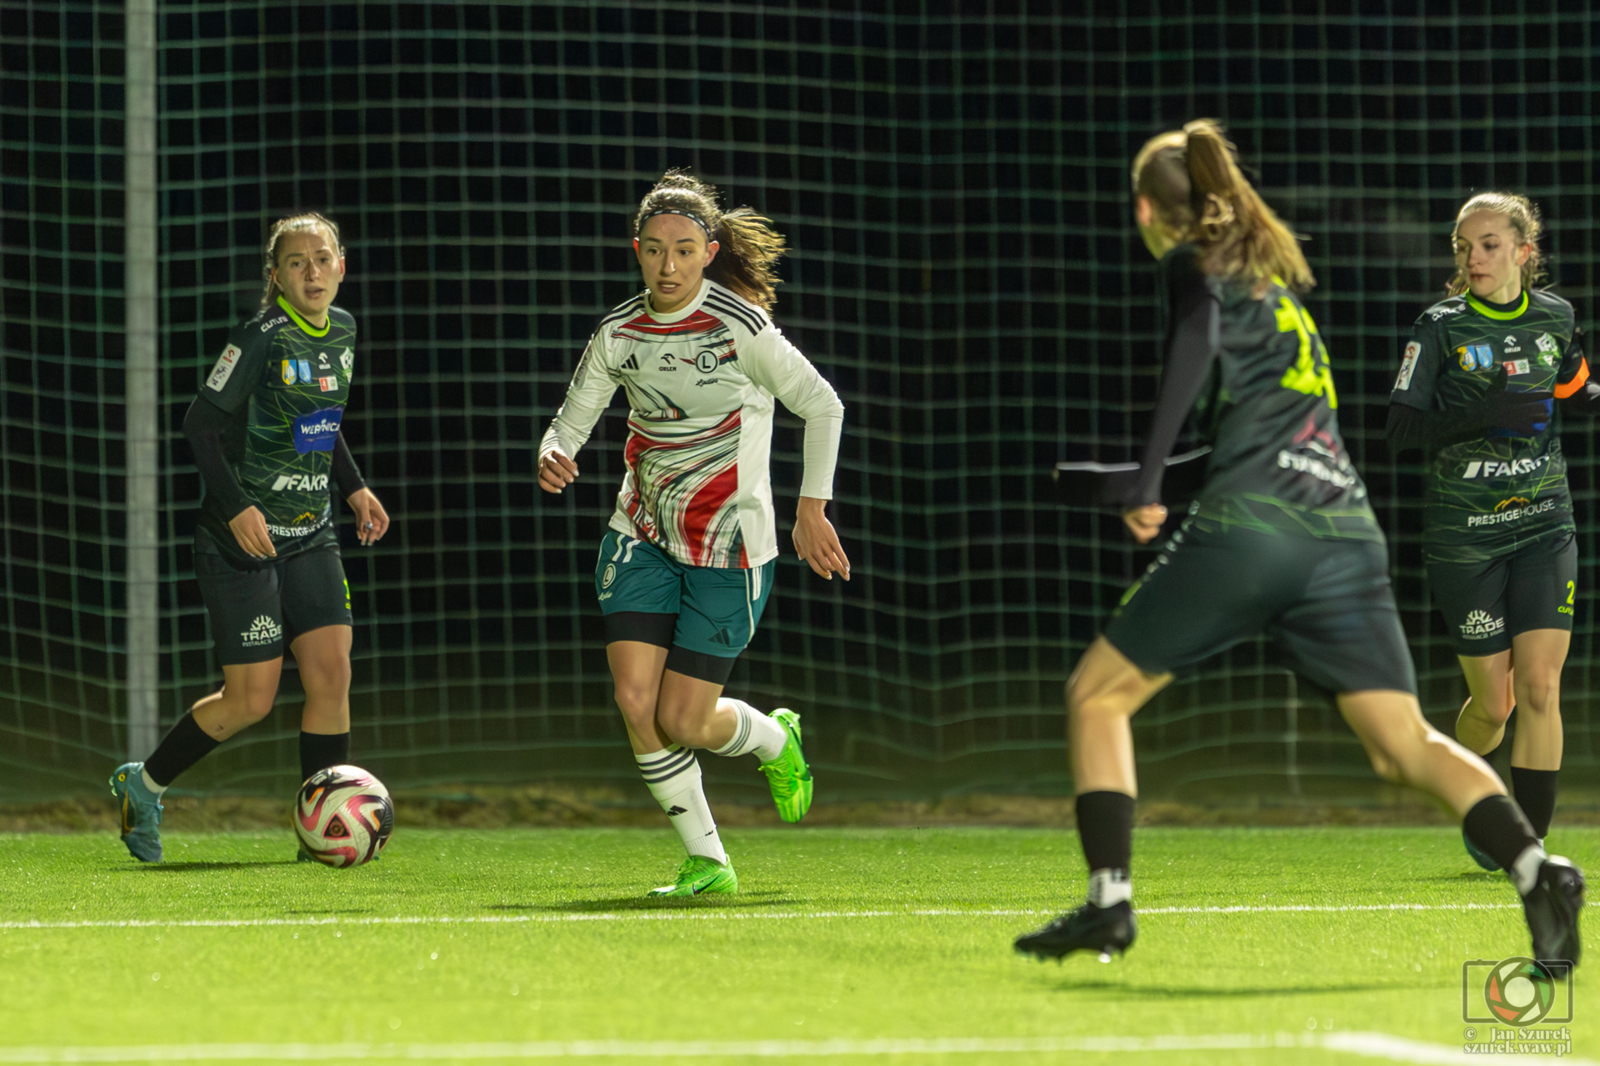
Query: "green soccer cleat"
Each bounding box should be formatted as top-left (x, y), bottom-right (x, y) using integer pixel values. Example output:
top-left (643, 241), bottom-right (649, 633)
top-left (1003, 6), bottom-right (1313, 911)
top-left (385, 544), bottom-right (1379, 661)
top-left (646, 855), bottom-right (738, 898)
top-left (759, 708), bottom-right (813, 823)
top-left (109, 762), bottom-right (163, 863)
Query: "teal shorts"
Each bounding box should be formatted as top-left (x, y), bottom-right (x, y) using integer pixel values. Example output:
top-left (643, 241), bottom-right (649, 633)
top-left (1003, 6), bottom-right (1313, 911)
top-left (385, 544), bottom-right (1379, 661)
top-left (594, 532), bottom-right (775, 684)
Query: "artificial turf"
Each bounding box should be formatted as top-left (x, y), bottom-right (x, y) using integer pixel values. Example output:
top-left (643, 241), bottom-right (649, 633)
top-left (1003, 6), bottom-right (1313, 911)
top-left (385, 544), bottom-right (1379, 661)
top-left (1, 825), bottom-right (1594, 1065)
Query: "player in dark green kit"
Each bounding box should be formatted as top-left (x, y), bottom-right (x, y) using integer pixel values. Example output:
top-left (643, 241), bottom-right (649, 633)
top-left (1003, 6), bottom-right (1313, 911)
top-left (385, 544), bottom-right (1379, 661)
top-left (110, 213), bottom-right (391, 862)
top-left (1014, 122), bottom-right (1583, 969)
top-left (1388, 192), bottom-right (1594, 868)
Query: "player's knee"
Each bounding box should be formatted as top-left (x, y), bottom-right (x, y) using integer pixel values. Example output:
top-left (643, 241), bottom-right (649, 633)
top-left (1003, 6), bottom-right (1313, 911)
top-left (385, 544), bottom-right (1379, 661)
top-left (1475, 692), bottom-right (1515, 725)
top-left (612, 683), bottom-right (657, 727)
top-left (654, 704), bottom-right (713, 748)
top-left (1067, 677), bottom-right (1127, 725)
top-left (1365, 747), bottom-right (1405, 784)
top-left (300, 657), bottom-right (352, 699)
top-left (1513, 674), bottom-right (1560, 717)
top-left (230, 690), bottom-right (276, 725)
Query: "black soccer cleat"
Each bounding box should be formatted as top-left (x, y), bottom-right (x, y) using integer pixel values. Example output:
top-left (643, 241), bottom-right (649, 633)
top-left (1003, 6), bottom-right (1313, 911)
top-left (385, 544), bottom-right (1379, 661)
top-left (1523, 855), bottom-right (1584, 968)
top-left (1014, 901), bottom-right (1137, 962)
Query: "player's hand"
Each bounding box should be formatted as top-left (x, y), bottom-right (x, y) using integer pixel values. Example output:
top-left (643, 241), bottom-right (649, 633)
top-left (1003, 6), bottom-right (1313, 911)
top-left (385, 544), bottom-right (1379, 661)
top-left (346, 487), bottom-right (390, 546)
top-left (1122, 503), bottom-right (1167, 544)
top-left (793, 497), bottom-right (850, 581)
top-left (228, 506), bottom-right (276, 560)
top-left (539, 449), bottom-right (579, 494)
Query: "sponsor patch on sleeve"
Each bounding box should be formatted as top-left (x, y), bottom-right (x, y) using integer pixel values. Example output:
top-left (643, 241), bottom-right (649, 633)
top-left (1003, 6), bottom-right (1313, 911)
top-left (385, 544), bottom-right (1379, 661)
top-left (206, 344), bottom-right (243, 391)
top-left (1394, 341), bottom-right (1420, 390)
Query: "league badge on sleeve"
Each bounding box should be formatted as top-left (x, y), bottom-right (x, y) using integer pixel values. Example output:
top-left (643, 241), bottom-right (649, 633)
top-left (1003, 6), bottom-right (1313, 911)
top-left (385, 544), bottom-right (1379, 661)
top-left (206, 344), bottom-right (242, 392)
top-left (1395, 341), bottom-right (1420, 390)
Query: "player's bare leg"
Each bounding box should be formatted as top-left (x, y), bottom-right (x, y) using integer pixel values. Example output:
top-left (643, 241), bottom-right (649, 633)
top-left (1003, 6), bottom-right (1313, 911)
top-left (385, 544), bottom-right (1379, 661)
top-left (190, 659), bottom-right (285, 740)
top-left (1341, 689), bottom-right (1582, 966)
top-left (112, 658), bottom-right (282, 863)
top-left (1016, 637), bottom-right (1170, 962)
top-left (1456, 651), bottom-right (1515, 755)
top-left (608, 643), bottom-right (735, 895)
top-left (1508, 630), bottom-right (1566, 772)
top-left (1338, 690), bottom-right (1501, 815)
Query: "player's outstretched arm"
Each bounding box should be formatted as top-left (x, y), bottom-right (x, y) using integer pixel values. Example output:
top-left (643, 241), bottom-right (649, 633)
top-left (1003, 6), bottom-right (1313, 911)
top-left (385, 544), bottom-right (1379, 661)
top-left (792, 496), bottom-right (849, 581)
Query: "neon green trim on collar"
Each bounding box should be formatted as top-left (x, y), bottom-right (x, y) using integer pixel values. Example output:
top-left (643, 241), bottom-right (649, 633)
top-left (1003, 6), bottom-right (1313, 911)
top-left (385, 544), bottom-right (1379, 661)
top-left (1464, 291), bottom-right (1529, 321)
top-left (276, 294), bottom-right (331, 337)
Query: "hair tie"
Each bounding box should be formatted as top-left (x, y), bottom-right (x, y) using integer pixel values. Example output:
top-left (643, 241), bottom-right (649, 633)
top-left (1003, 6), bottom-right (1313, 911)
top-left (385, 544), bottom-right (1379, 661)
top-left (638, 208), bottom-right (712, 239)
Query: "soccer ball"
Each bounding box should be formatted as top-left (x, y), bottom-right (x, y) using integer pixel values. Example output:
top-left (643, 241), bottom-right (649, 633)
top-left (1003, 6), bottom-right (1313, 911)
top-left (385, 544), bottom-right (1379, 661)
top-left (293, 764), bottom-right (394, 867)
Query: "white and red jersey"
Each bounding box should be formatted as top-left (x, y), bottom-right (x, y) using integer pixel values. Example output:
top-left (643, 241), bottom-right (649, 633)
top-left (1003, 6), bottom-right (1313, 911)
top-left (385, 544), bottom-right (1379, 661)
top-left (540, 278), bottom-right (844, 569)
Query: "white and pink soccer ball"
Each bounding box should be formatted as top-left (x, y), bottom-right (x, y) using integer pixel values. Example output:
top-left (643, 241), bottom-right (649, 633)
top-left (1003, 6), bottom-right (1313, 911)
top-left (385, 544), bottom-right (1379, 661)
top-left (294, 764), bottom-right (394, 868)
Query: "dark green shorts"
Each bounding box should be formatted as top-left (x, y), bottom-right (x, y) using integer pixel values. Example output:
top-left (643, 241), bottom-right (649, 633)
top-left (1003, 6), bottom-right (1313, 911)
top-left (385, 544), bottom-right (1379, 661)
top-left (594, 532), bottom-right (775, 685)
top-left (1103, 519), bottom-right (1417, 695)
top-left (1427, 530), bottom-right (1577, 656)
top-left (194, 531), bottom-right (352, 666)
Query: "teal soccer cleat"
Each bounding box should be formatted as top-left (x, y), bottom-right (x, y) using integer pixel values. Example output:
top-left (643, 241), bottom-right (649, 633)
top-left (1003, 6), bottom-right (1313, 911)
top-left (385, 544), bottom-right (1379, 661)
top-left (110, 762), bottom-right (163, 863)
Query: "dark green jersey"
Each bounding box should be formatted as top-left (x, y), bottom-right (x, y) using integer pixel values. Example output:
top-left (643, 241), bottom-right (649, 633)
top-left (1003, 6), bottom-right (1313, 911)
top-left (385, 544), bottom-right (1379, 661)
top-left (195, 296), bottom-right (357, 559)
top-left (1390, 290), bottom-right (1582, 563)
top-left (1150, 247), bottom-right (1377, 540)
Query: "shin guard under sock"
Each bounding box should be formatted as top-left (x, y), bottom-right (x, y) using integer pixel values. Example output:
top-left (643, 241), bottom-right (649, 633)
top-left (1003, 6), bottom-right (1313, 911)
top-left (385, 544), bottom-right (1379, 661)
top-left (636, 746), bottom-right (726, 863)
top-left (1076, 791), bottom-right (1135, 907)
top-left (1463, 794), bottom-right (1544, 893)
top-left (143, 712), bottom-right (222, 788)
top-left (299, 731), bottom-right (351, 783)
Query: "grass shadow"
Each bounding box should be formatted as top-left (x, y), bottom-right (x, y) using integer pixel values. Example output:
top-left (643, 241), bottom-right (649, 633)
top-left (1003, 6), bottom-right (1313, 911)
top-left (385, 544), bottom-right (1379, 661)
top-left (1048, 979), bottom-right (1403, 998)
top-left (118, 860), bottom-right (298, 872)
top-left (281, 908), bottom-right (373, 916)
top-left (492, 891), bottom-right (799, 914)
top-left (1415, 872), bottom-right (1504, 883)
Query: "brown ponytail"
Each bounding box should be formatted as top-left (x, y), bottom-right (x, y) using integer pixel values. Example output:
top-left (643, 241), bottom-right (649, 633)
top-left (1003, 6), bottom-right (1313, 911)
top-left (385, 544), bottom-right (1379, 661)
top-left (633, 170), bottom-right (786, 311)
top-left (1131, 119), bottom-right (1313, 296)
top-left (1445, 191), bottom-right (1547, 296)
top-left (261, 212), bottom-right (343, 310)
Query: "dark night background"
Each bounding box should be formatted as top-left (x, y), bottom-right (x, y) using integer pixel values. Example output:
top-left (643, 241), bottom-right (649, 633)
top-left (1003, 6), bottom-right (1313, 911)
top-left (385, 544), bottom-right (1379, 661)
top-left (2, 1), bottom-right (1597, 801)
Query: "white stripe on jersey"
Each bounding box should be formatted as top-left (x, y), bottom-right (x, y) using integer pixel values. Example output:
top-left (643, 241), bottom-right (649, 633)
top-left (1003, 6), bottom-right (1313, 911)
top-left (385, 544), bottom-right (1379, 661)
top-left (541, 279), bottom-right (843, 569)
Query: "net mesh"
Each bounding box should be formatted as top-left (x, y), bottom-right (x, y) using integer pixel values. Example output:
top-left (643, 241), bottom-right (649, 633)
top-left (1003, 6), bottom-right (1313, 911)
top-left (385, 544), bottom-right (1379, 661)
top-left (2, 1), bottom-right (1597, 801)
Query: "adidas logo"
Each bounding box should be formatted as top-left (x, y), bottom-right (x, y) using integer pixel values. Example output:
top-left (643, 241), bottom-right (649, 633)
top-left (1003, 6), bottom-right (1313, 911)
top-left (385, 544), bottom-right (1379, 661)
top-left (712, 628), bottom-right (732, 645)
top-left (664, 805), bottom-right (688, 816)
top-left (240, 614), bottom-right (283, 647)
top-left (621, 354), bottom-right (639, 371)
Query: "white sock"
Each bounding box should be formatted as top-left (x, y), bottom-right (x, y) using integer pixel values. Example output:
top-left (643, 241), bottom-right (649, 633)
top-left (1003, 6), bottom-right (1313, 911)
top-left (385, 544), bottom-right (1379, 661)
top-left (139, 767), bottom-right (167, 796)
top-left (1088, 868), bottom-right (1131, 908)
top-left (1510, 844), bottom-right (1547, 896)
top-left (710, 699), bottom-right (788, 763)
top-left (635, 747), bottom-right (726, 864)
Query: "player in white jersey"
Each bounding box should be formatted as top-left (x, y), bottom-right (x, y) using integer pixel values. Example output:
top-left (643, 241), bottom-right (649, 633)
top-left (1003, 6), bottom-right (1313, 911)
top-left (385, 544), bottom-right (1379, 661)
top-left (539, 171), bottom-right (849, 897)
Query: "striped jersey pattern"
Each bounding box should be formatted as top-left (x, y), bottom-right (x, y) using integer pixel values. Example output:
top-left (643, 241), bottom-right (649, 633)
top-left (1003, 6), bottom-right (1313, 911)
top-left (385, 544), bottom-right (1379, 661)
top-left (541, 279), bottom-right (844, 569)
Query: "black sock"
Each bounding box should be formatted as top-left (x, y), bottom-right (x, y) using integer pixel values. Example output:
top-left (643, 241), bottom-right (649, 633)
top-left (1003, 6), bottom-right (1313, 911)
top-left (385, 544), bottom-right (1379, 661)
top-left (1463, 794), bottom-right (1540, 871)
top-left (143, 712), bottom-right (222, 788)
top-left (1076, 791), bottom-right (1135, 872)
top-left (299, 731), bottom-right (350, 783)
top-left (1510, 767), bottom-right (1559, 839)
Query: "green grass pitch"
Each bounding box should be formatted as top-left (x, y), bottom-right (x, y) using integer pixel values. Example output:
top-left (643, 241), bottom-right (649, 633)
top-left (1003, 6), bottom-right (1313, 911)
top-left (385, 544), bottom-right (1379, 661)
top-left (1, 825), bottom-right (1594, 1065)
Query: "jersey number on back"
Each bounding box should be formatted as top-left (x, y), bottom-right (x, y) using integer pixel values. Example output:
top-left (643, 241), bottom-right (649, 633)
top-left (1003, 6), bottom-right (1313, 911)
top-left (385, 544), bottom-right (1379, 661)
top-left (1275, 297), bottom-right (1338, 409)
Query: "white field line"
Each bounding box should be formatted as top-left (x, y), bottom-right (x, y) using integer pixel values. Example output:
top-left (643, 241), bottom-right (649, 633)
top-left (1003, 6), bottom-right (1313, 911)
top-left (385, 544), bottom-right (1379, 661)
top-left (0, 1032), bottom-right (1586, 1064)
top-left (0, 901), bottom-right (1520, 932)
